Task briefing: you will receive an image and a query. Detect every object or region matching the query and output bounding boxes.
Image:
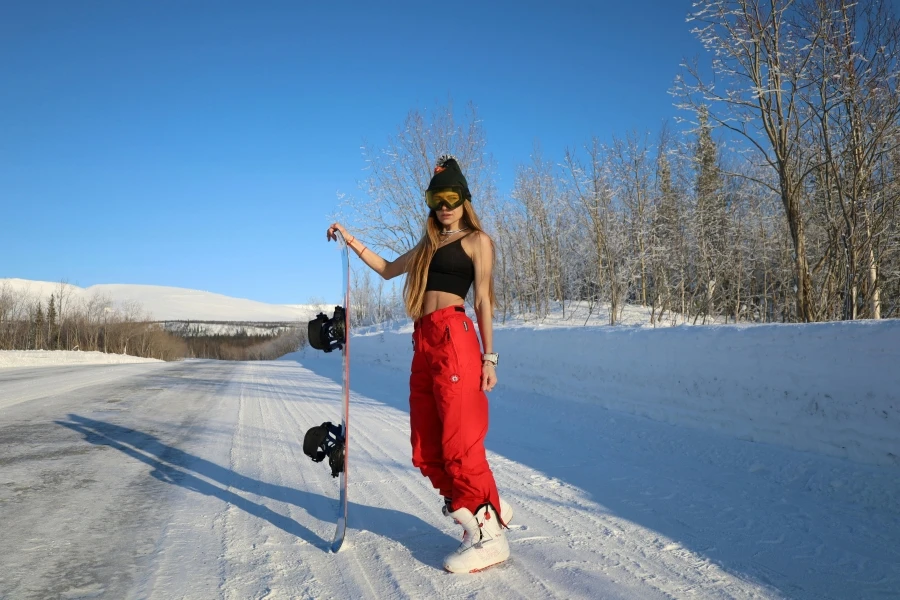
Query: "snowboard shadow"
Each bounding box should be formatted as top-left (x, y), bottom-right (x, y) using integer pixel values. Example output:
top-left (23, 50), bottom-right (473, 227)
top-left (56, 414), bottom-right (454, 567)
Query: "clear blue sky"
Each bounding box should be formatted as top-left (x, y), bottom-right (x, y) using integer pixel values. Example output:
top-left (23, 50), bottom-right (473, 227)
top-left (1, 0), bottom-right (701, 304)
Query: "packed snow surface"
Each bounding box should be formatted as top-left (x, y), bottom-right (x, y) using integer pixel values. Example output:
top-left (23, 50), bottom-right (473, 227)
top-left (0, 318), bottom-right (898, 599)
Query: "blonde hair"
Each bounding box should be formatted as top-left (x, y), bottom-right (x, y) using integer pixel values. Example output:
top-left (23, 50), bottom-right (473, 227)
top-left (403, 200), bottom-right (496, 320)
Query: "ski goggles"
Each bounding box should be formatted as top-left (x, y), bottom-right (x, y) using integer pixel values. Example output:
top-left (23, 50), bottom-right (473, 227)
top-left (425, 187), bottom-right (468, 211)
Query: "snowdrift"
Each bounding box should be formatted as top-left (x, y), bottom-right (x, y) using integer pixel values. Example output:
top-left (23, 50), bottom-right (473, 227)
top-left (0, 350), bottom-right (161, 368)
top-left (342, 318), bottom-right (900, 467)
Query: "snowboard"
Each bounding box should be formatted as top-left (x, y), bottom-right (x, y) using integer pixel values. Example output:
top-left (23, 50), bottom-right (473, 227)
top-left (302, 230), bottom-right (351, 552)
top-left (332, 230), bottom-right (350, 552)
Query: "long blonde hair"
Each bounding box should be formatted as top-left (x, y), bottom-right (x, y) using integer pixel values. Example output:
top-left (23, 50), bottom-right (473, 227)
top-left (403, 200), bottom-right (496, 320)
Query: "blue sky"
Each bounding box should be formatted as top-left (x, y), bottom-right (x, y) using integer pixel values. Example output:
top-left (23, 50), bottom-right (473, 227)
top-left (1, 0), bottom-right (702, 304)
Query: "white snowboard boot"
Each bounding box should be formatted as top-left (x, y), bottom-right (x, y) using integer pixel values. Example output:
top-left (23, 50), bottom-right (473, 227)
top-left (443, 504), bottom-right (510, 573)
top-left (443, 496), bottom-right (514, 526)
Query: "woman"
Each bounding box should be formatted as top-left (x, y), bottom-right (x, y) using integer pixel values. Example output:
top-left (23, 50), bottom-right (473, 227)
top-left (326, 155), bottom-right (511, 573)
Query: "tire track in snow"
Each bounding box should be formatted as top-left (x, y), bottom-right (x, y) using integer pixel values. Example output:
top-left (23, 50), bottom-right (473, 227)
top-left (280, 365), bottom-right (453, 598)
top-left (219, 363), bottom-right (338, 599)
top-left (218, 361), bottom-right (428, 599)
top-left (127, 360), bottom-right (243, 600)
top-left (0, 362), bottom-right (169, 411)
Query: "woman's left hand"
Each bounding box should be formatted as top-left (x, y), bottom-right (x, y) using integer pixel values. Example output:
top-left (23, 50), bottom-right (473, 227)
top-left (481, 362), bottom-right (497, 392)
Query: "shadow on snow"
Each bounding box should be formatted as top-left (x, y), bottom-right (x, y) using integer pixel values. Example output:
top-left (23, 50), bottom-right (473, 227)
top-left (56, 413), bottom-right (455, 568)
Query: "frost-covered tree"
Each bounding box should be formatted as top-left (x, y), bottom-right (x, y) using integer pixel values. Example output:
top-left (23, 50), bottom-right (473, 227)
top-left (676, 0), bottom-right (822, 321)
top-left (563, 140), bottom-right (629, 324)
top-left (32, 301), bottom-right (44, 350)
top-left (610, 132), bottom-right (656, 308)
top-left (505, 149), bottom-right (570, 319)
top-left (343, 99), bottom-right (497, 257)
top-left (46, 294), bottom-right (58, 350)
top-left (797, 0), bottom-right (900, 319)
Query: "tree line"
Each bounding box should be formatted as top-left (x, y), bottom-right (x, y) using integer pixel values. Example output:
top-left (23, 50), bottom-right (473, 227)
top-left (343, 0), bottom-right (899, 325)
top-left (176, 325), bottom-right (305, 361)
top-left (0, 282), bottom-right (306, 361)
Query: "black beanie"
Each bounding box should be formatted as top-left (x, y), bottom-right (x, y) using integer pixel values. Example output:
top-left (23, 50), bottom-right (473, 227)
top-left (427, 155), bottom-right (471, 201)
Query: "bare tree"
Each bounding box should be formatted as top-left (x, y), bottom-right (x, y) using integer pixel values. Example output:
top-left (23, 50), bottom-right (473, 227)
top-left (505, 148), bottom-right (571, 319)
top-left (677, 0), bottom-right (823, 321)
top-left (649, 124), bottom-right (691, 324)
top-left (343, 99), bottom-right (498, 257)
top-left (798, 0), bottom-right (900, 319)
top-left (610, 132), bottom-right (657, 309)
top-left (564, 140), bottom-right (629, 324)
top-left (54, 279), bottom-right (74, 349)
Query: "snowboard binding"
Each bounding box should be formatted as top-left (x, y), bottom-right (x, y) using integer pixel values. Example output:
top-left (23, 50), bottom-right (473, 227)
top-left (303, 421), bottom-right (345, 478)
top-left (308, 306), bottom-right (346, 353)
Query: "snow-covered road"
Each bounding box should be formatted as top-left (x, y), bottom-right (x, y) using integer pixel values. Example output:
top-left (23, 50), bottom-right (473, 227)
top-left (0, 358), bottom-right (897, 599)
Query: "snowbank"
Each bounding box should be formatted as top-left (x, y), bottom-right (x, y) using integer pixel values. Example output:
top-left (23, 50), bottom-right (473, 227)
top-left (0, 350), bottom-right (163, 369)
top-left (309, 318), bottom-right (900, 467)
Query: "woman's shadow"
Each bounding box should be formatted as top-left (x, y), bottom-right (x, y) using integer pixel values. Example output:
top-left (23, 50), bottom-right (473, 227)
top-left (56, 414), bottom-right (454, 568)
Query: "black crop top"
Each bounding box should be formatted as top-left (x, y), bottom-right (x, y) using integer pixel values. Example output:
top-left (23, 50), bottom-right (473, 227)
top-left (425, 237), bottom-right (475, 298)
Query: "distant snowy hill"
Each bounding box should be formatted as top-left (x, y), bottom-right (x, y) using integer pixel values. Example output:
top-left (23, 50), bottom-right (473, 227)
top-left (0, 278), bottom-right (320, 322)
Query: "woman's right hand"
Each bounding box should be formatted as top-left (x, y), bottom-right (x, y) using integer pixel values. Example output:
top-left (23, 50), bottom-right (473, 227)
top-left (326, 222), bottom-right (353, 243)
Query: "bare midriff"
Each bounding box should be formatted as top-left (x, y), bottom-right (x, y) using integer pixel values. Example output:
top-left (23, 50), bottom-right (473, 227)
top-left (422, 291), bottom-right (465, 316)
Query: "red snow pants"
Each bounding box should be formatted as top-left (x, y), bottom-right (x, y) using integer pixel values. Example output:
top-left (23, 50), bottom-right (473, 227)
top-left (409, 305), bottom-right (501, 516)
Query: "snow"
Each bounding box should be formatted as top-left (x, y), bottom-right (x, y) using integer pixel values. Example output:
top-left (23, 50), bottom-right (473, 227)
top-left (0, 278), bottom-right (320, 322)
top-left (0, 317), bottom-right (898, 599)
top-left (350, 317), bottom-right (900, 467)
top-left (0, 350), bottom-right (161, 370)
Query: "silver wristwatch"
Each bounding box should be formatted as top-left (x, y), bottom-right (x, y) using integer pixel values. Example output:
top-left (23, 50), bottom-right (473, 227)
top-left (482, 353), bottom-right (499, 367)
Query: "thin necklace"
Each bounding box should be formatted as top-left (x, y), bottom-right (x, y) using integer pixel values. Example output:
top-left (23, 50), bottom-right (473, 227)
top-left (440, 227), bottom-right (469, 236)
